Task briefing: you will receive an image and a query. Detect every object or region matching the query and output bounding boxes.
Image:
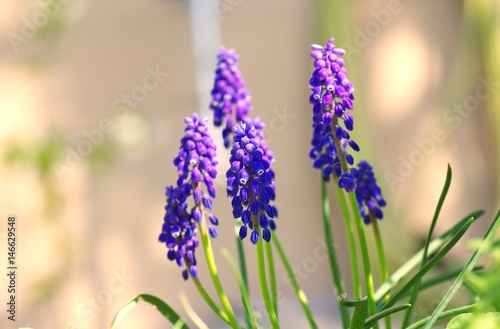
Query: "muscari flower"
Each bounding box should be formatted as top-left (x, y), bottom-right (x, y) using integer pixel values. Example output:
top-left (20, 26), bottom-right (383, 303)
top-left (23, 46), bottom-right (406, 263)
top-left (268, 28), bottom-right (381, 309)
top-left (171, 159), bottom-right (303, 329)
top-left (159, 114), bottom-right (220, 280)
top-left (308, 37), bottom-right (360, 192)
top-left (159, 186), bottom-right (199, 280)
top-left (354, 161), bottom-right (387, 225)
top-left (209, 47), bottom-right (252, 148)
top-left (226, 121), bottom-right (278, 244)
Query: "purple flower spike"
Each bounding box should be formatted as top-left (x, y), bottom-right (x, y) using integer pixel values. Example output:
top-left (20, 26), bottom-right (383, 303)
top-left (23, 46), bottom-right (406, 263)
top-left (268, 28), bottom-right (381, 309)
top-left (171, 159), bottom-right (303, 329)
top-left (210, 47), bottom-right (252, 148)
top-left (227, 121), bottom-right (277, 244)
top-left (353, 161), bottom-right (387, 225)
top-left (162, 114), bottom-right (219, 280)
top-left (159, 186), bottom-right (199, 280)
top-left (308, 37), bottom-right (360, 191)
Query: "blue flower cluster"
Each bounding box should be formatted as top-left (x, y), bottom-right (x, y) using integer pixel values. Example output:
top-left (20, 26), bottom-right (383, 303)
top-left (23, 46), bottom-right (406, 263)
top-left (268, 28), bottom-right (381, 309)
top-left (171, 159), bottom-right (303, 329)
top-left (226, 121), bottom-right (278, 244)
top-left (209, 47), bottom-right (252, 148)
top-left (159, 186), bottom-right (199, 280)
top-left (308, 38), bottom-right (359, 192)
top-left (354, 161), bottom-right (387, 225)
top-left (159, 114), bottom-right (219, 279)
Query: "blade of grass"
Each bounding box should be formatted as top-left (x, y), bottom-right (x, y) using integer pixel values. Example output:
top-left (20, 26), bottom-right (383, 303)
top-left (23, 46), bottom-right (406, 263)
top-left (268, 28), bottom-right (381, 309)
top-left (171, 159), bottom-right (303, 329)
top-left (265, 239), bottom-right (278, 318)
top-left (380, 217), bottom-right (474, 312)
top-left (179, 291), bottom-right (209, 329)
top-left (110, 294), bottom-right (189, 329)
top-left (347, 191), bottom-right (377, 328)
top-left (335, 181), bottom-right (362, 300)
top-left (371, 214), bottom-right (391, 329)
top-left (273, 234), bottom-right (319, 329)
top-left (423, 209), bottom-right (500, 328)
top-left (364, 304), bottom-right (411, 329)
top-left (401, 266), bottom-right (483, 298)
top-left (235, 221), bottom-right (252, 329)
top-left (320, 174), bottom-right (350, 328)
top-left (221, 248), bottom-right (258, 329)
top-left (255, 226), bottom-right (279, 329)
top-left (374, 210), bottom-right (484, 305)
top-left (402, 164), bottom-right (452, 328)
top-left (198, 217), bottom-right (240, 328)
top-left (337, 296), bottom-right (368, 329)
top-left (191, 277), bottom-right (230, 324)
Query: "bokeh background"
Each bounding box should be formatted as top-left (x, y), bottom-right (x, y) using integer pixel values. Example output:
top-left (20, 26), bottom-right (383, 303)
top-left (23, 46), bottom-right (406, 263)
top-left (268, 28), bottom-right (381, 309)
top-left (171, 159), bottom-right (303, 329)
top-left (0, 0), bottom-right (499, 328)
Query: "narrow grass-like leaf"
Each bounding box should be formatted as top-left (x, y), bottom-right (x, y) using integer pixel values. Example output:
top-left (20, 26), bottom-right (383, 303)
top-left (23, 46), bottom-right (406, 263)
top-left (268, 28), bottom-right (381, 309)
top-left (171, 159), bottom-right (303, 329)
top-left (401, 266), bottom-right (483, 298)
top-left (380, 217), bottom-right (474, 311)
top-left (110, 294), bottom-right (189, 329)
top-left (364, 304), bottom-right (411, 329)
top-left (321, 175), bottom-right (350, 328)
top-left (179, 291), bottom-right (209, 329)
top-left (198, 216), bottom-right (240, 328)
top-left (347, 191), bottom-right (377, 329)
top-left (337, 295), bottom-right (368, 329)
top-left (265, 240), bottom-right (278, 317)
top-left (402, 164), bottom-right (452, 328)
top-left (235, 221), bottom-right (252, 329)
top-left (371, 215), bottom-right (391, 329)
top-left (335, 181), bottom-right (362, 300)
top-left (191, 277), bottom-right (230, 324)
top-left (404, 304), bottom-right (477, 329)
top-left (423, 209), bottom-right (500, 328)
top-left (273, 234), bottom-right (318, 328)
top-left (255, 226), bottom-right (279, 329)
top-left (221, 248), bottom-right (258, 329)
top-left (375, 210), bottom-right (484, 305)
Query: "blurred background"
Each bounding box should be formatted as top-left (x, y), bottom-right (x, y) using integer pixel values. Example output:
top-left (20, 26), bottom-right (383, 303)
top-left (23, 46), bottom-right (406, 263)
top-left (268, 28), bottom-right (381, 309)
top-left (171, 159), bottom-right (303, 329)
top-left (0, 0), bottom-right (499, 328)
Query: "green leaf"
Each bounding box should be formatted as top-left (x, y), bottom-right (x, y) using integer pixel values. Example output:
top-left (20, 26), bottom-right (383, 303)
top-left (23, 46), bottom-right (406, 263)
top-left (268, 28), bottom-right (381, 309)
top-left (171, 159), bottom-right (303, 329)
top-left (380, 217), bottom-right (474, 312)
top-left (110, 294), bottom-right (189, 329)
top-left (403, 164), bottom-right (452, 327)
top-left (446, 313), bottom-right (475, 329)
top-left (220, 248), bottom-right (258, 329)
top-left (337, 295), bottom-right (368, 329)
top-left (375, 210), bottom-right (484, 306)
top-left (364, 304), bottom-right (411, 329)
top-left (424, 209), bottom-right (500, 328)
top-left (405, 304), bottom-right (477, 329)
top-left (447, 313), bottom-right (500, 329)
top-left (273, 234), bottom-right (318, 328)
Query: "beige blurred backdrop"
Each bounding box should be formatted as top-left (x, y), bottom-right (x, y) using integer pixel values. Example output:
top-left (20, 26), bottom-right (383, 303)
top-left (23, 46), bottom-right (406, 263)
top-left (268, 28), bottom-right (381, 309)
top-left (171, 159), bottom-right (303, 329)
top-left (0, 0), bottom-right (498, 328)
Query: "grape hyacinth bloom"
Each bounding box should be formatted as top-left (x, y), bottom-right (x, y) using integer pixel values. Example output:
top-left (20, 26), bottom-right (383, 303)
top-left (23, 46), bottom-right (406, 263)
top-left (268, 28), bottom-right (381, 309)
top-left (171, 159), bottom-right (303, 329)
top-left (159, 114), bottom-right (219, 280)
top-left (209, 47), bottom-right (252, 148)
top-left (159, 186), bottom-right (199, 280)
top-left (308, 37), bottom-right (360, 192)
top-left (354, 161), bottom-right (387, 225)
top-left (226, 121), bottom-right (278, 244)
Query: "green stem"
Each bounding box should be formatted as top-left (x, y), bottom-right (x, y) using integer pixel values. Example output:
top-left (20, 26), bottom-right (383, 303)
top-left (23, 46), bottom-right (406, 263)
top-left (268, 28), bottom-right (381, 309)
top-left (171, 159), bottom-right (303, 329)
top-left (347, 192), bottom-right (378, 329)
top-left (336, 183), bottom-right (362, 299)
top-left (235, 222), bottom-right (252, 328)
top-left (273, 234), bottom-right (318, 328)
top-left (255, 227), bottom-right (279, 329)
top-left (405, 304), bottom-right (477, 329)
top-left (371, 215), bottom-right (390, 329)
top-left (320, 174), bottom-right (350, 328)
top-left (191, 277), bottom-right (230, 325)
top-left (265, 239), bottom-right (278, 318)
top-left (198, 218), bottom-right (240, 328)
top-left (221, 248), bottom-right (259, 329)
